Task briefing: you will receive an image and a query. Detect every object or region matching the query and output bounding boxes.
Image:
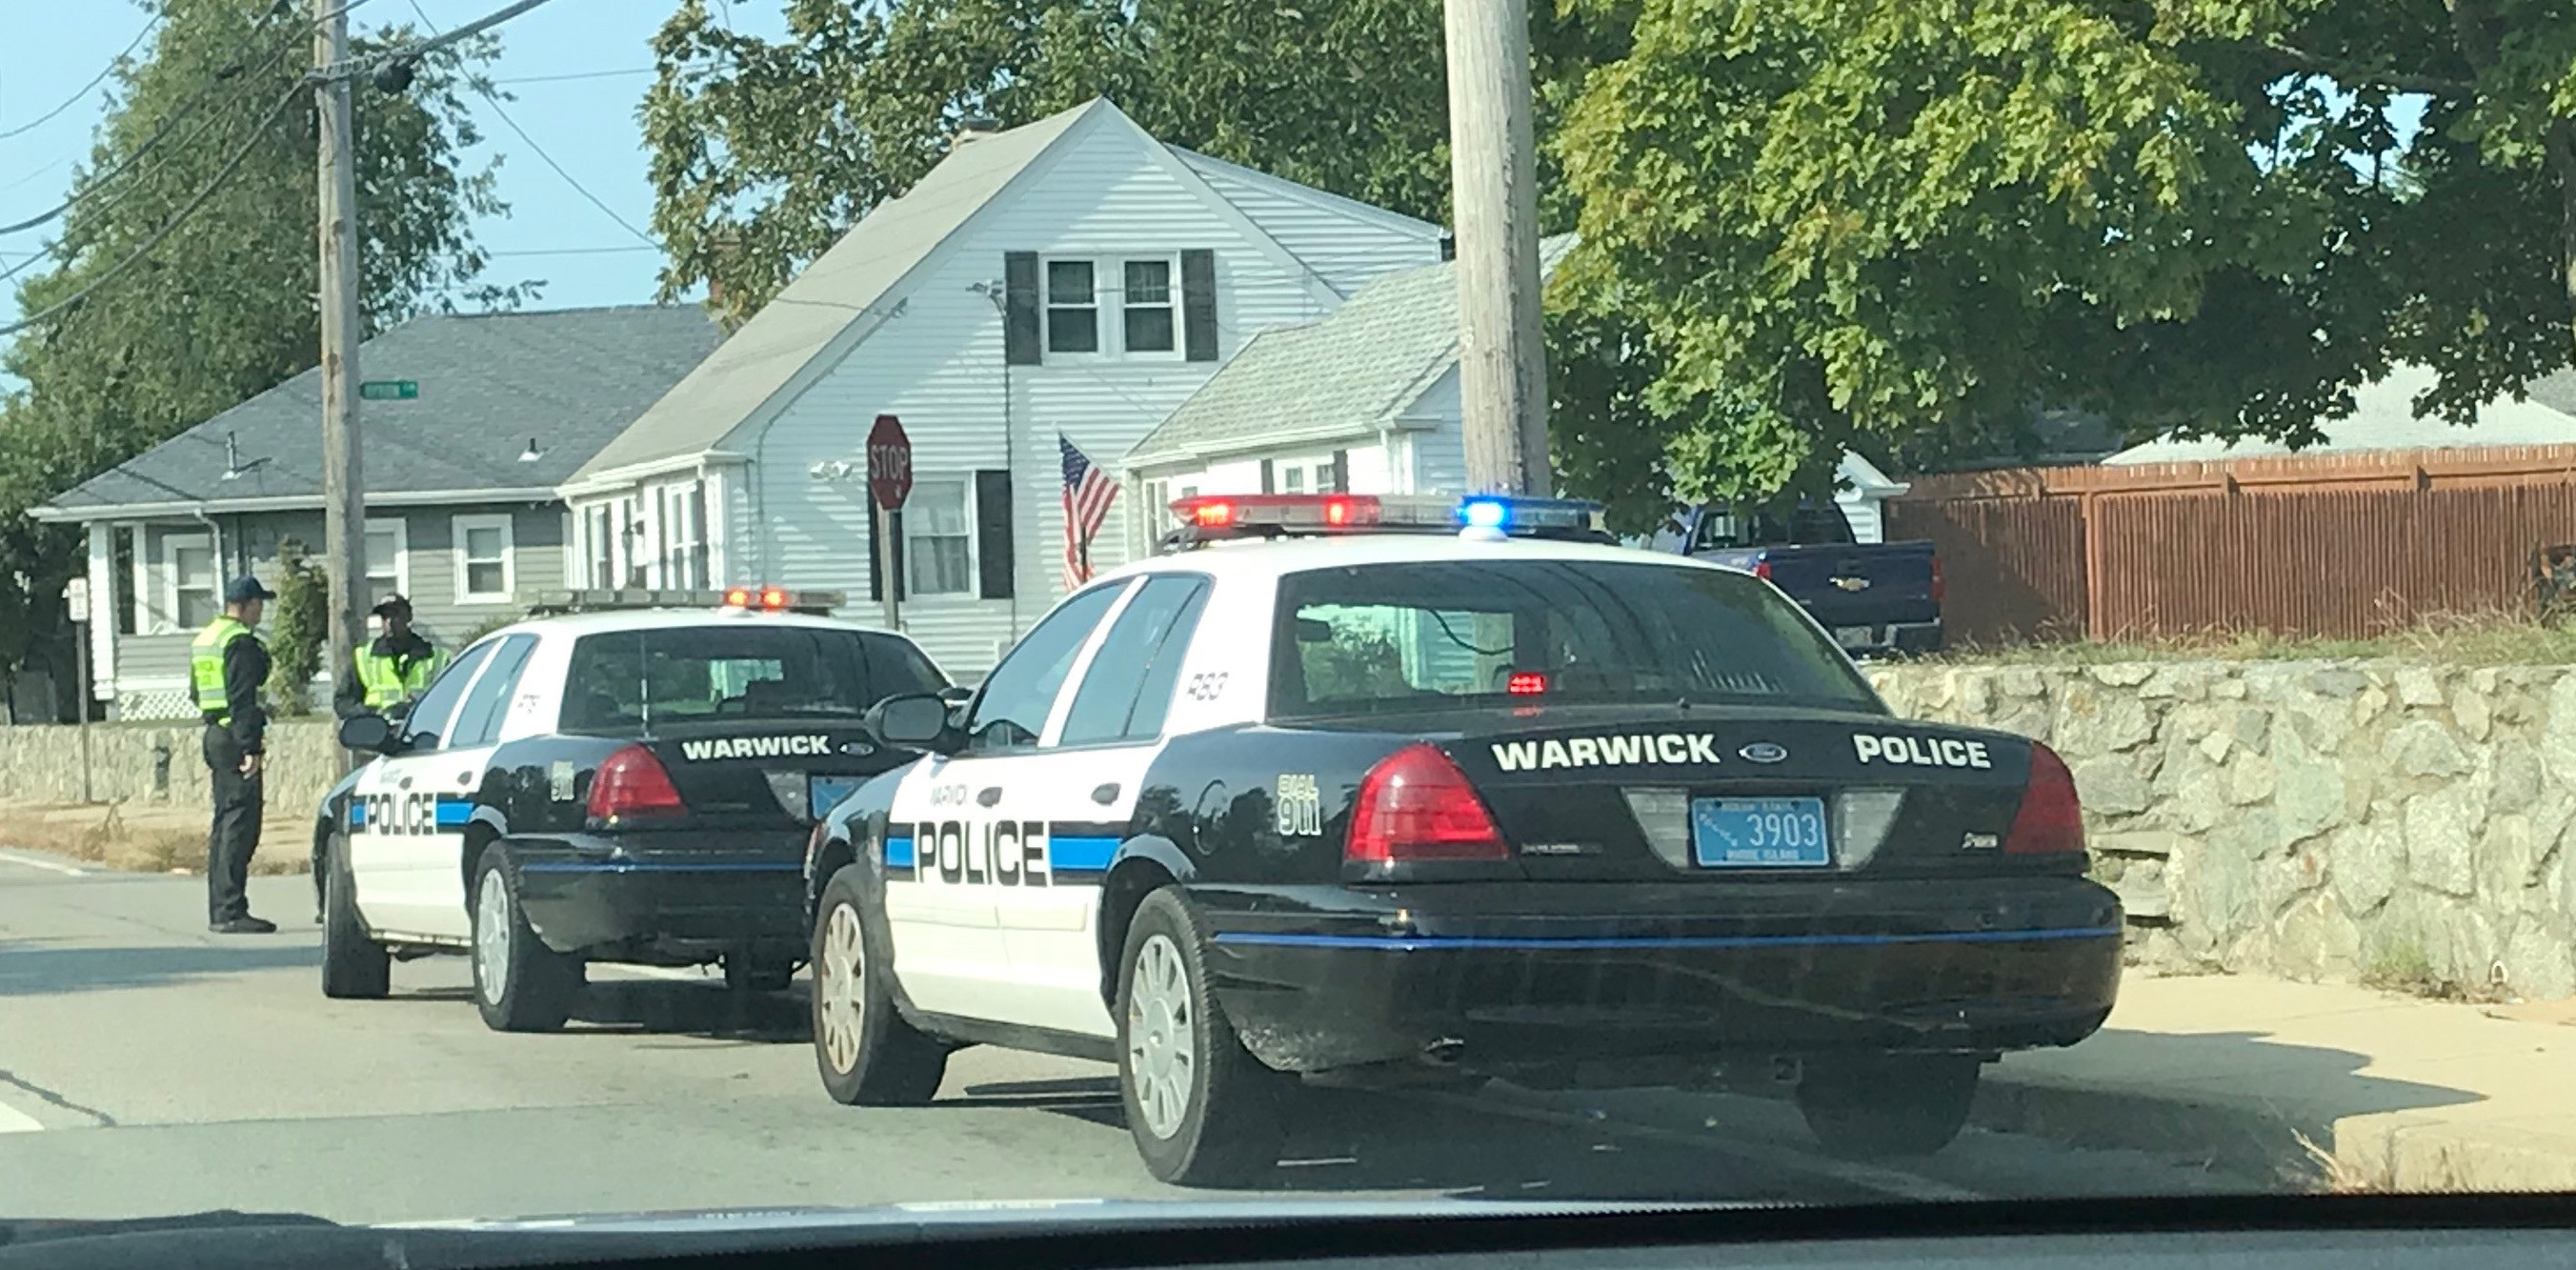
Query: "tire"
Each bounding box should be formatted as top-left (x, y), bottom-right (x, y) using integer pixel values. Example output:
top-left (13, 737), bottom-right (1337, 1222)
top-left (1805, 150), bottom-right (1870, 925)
top-left (470, 847), bottom-right (584, 1033)
top-left (1117, 887), bottom-right (1286, 1186)
top-left (318, 833), bottom-right (390, 1000)
top-left (724, 954), bottom-right (795, 994)
top-left (811, 864), bottom-right (947, 1104)
top-left (1795, 1052), bottom-right (1981, 1158)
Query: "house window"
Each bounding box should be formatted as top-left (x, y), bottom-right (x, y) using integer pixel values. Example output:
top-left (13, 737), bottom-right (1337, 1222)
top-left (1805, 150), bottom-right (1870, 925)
top-left (111, 527), bottom-right (137, 635)
top-left (1045, 260), bottom-right (1098, 353)
top-left (453, 514), bottom-right (515, 604)
top-left (364, 518), bottom-right (408, 607)
top-left (1281, 466), bottom-right (1305, 494)
top-left (658, 485), bottom-right (707, 590)
top-left (168, 534), bottom-right (216, 630)
top-left (585, 505), bottom-right (614, 589)
top-left (904, 479), bottom-right (972, 595)
top-left (687, 485), bottom-right (711, 588)
top-left (1122, 258), bottom-right (1176, 353)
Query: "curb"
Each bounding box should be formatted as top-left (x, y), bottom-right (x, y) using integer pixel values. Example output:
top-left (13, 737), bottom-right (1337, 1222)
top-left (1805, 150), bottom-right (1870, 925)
top-left (1976, 1069), bottom-right (2576, 1191)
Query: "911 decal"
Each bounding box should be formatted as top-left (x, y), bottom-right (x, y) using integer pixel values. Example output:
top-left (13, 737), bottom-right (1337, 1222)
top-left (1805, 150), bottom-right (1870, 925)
top-left (1276, 774), bottom-right (1322, 837)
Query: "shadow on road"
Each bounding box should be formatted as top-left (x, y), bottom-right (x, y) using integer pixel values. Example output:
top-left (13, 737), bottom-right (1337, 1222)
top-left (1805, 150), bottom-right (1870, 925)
top-left (0, 938), bottom-right (318, 996)
top-left (563, 978), bottom-right (808, 1042)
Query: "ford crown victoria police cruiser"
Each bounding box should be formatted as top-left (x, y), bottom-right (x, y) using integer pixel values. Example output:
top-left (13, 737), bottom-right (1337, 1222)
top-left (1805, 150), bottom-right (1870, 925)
top-left (801, 495), bottom-right (2122, 1185)
top-left (317, 589), bottom-right (949, 1032)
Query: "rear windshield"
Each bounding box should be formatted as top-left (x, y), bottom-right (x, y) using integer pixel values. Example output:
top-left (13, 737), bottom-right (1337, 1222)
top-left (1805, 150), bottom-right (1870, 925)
top-left (1269, 558), bottom-right (1882, 721)
top-left (562, 626), bottom-right (947, 736)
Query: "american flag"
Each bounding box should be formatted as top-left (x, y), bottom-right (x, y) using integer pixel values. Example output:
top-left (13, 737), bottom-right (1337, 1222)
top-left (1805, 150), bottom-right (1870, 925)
top-left (1059, 433), bottom-right (1118, 591)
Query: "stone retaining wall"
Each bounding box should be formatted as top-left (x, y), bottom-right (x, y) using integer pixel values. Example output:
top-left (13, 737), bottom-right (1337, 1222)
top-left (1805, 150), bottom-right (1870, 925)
top-left (1866, 661), bottom-right (2576, 998)
top-left (0, 720), bottom-right (340, 822)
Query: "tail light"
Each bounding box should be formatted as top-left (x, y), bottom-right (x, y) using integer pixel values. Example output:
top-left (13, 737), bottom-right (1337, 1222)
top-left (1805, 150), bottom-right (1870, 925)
top-left (1346, 743), bottom-right (1509, 864)
top-left (1505, 671), bottom-right (1548, 695)
top-left (1930, 555), bottom-right (1945, 606)
top-left (2004, 742), bottom-right (2084, 855)
top-left (1752, 558), bottom-right (1774, 582)
top-left (589, 744), bottom-right (686, 823)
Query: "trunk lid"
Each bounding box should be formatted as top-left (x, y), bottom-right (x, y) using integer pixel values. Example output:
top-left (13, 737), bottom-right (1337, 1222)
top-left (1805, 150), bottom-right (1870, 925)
top-left (631, 722), bottom-right (914, 828)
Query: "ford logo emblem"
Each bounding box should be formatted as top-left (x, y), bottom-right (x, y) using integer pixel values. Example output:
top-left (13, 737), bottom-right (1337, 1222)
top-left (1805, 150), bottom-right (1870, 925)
top-left (1739, 742), bottom-right (1788, 764)
top-left (839, 740), bottom-right (876, 756)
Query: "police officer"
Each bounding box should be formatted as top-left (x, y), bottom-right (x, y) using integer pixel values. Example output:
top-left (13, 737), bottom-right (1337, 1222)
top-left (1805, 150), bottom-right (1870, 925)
top-left (191, 576), bottom-right (276, 935)
top-left (320, 595), bottom-right (446, 918)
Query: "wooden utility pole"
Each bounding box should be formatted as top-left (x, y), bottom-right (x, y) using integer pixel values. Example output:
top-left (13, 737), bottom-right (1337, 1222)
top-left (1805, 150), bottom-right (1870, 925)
top-left (316, 0), bottom-right (365, 738)
top-left (1444, 0), bottom-right (1552, 495)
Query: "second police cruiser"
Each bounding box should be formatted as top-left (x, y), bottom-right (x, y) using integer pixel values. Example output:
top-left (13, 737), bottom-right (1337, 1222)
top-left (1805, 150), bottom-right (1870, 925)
top-left (805, 492), bottom-right (2123, 1186)
top-left (320, 595), bottom-right (448, 920)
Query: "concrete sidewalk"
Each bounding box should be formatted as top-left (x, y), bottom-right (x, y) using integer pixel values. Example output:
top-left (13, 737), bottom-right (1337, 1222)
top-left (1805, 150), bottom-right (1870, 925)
top-left (1977, 973), bottom-right (2576, 1190)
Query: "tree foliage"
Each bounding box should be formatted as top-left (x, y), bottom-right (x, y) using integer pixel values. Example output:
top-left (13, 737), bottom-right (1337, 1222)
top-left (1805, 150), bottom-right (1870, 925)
top-left (265, 545), bottom-right (328, 715)
top-left (0, 0), bottom-right (507, 714)
top-left (1554, 0), bottom-right (2576, 522)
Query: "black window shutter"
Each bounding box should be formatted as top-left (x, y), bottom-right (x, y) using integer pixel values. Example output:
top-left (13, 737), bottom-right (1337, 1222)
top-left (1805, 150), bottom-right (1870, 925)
top-left (976, 469), bottom-right (1015, 599)
top-left (1004, 252), bottom-right (1041, 366)
top-left (1259, 459), bottom-right (1276, 494)
top-left (1329, 449), bottom-right (1349, 494)
top-left (1181, 249), bottom-right (1218, 362)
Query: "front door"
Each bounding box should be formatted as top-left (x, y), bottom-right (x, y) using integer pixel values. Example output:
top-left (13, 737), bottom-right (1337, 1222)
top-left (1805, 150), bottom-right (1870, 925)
top-left (882, 581), bottom-right (1131, 1023)
top-left (350, 635), bottom-right (541, 941)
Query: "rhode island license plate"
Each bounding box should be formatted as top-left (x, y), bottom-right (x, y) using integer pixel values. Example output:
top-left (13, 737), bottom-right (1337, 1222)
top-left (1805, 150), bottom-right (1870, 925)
top-left (1690, 796), bottom-right (1832, 868)
top-left (810, 775), bottom-right (868, 819)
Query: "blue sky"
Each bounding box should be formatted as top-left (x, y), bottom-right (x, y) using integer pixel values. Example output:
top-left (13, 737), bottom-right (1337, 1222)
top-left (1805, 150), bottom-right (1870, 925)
top-left (0, 0), bottom-right (789, 379)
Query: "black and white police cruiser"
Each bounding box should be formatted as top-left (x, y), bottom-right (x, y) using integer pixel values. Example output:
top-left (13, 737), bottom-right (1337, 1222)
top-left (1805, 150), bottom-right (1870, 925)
top-left (805, 494), bottom-right (2123, 1184)
top-left (317, 587), bottom-right (951, 1032)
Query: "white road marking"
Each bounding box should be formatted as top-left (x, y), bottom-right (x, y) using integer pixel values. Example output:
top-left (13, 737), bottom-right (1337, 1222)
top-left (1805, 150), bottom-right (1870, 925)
top-left (613, 964), bottom-right (711, 982)
top-left (1423, 1090), bottom-right (1984, 1203)
top-left (0, 849), bottom-right (89, 877)
top-left (0, 1101), bottom-right (47, 1133)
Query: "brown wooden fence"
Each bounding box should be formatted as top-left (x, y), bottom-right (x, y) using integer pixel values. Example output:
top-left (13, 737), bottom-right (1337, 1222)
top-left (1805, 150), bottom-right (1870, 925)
top-left (1884, 444), bottom-right (2576, 644)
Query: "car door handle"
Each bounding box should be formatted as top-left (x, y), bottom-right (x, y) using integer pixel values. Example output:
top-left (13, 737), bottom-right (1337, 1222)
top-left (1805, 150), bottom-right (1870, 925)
top-left (1091, 783), bottom-right (1119, 805)
top-left (397, 776), bottom-right (413, 791)
top-left (456, 773), bottom-right (474, 786)
top-left (976, 787), bottom-right (1002, 808)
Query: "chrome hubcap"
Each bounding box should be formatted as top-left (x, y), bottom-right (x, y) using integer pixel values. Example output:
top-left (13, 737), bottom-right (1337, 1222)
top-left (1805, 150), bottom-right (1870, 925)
top-left (817, 903), bottom-right (865, 1076)
top-left (1125, 934), bottom-right (1195, 1139)
top-left (473, 868), bottom-right (510, 1005)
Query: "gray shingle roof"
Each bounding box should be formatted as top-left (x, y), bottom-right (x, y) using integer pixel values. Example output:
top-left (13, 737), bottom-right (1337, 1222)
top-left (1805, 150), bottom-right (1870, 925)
top-left (40, 305), bottom-right (721, 518)
top-left (1125, 234), bottom-right (1576, 470)
top-left (2105, 364), bottom-right (2576, 465)
top-left (568, 100), bottom-right (1105, 486)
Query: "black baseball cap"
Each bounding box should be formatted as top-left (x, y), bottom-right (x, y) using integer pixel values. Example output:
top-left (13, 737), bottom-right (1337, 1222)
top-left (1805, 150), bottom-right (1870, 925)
top-left (223, 576), bottom-right (276, 604)
top-left (371, 594), bottom-right (413, 616)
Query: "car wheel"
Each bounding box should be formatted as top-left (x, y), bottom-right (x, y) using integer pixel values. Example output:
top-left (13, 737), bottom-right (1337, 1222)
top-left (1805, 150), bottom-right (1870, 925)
top-left (1795, 1052), bottom-right (1981, 1158)
top-left (1117, 886), bottom-right (1286, 1186)
top-left (811, 864), bottom-right (946, 1104)
top-left (470, 847), bottom-right (584, 1033)
top-left (724, 954), bottom-right (795, 994)
top-left (318, 832), bottom-right (390, 1000)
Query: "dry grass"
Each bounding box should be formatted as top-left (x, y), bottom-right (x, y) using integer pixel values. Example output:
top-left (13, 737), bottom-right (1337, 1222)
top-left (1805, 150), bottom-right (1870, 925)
top-left (1929, 608), bottom-right (2576, 667)
top-left (0, 800), bottom-right (308, 876)
top-left (2294, 1132), bottom-right (2390, 1194)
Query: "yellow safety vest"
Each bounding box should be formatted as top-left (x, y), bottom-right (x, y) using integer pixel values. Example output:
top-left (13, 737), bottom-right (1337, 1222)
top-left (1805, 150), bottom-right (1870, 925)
top-left (190, 615), bottom-right (260, 721)
top-left (353, 643), bottom-right (447, 710)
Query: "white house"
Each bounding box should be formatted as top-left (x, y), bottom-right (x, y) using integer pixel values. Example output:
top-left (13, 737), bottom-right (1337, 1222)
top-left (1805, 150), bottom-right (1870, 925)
top-left (557, 99), bottom-right (1445, 675)
top-left (1122, 241), bottom-right (1911, 544)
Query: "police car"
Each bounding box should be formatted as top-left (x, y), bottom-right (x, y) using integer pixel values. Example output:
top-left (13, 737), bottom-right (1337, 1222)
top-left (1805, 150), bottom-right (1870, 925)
top-left (802, 494), bottom-right (2123, 1185)
top-left (317, 587), bottom-right (951, 1033)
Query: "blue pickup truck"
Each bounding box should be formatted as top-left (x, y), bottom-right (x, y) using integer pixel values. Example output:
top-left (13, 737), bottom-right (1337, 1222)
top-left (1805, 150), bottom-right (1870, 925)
top-left (1656, 500), bottom-right (1943, 659)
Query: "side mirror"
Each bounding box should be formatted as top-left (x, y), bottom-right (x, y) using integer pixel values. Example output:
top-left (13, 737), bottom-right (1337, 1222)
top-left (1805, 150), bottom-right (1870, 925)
top-left (338, 714), bottom-right (398, 755)
top-left (866, 693), bottom-right (961, 755)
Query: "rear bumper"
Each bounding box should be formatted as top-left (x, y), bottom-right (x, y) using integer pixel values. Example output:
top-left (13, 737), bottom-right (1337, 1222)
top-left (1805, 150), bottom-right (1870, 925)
top-left (1196, 875), bottom-right (2121, 1078)
top-left (1836, 618), bottom-right (1943, 659)
top-left (513, 831), bottom-right (808, 960)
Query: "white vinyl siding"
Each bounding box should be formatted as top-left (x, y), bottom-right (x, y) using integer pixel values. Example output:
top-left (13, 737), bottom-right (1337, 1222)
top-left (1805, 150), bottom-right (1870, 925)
top-left (1178, 151), bottom-right (1444, 296)
top-left (453, 514), bottom-right (515, 604)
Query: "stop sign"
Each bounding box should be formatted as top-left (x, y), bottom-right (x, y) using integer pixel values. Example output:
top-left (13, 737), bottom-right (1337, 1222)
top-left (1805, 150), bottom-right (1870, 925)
top-left (867, 413), bottom-right (912, 511)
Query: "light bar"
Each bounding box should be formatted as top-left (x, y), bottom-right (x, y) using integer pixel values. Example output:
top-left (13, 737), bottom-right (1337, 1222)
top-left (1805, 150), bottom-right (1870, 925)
top-left (721, 584), bottom-right (841, 613)
top-left (1163, 493), bottom-right (1611, 547)
top-left (521, 587), bottom-right (845, 615)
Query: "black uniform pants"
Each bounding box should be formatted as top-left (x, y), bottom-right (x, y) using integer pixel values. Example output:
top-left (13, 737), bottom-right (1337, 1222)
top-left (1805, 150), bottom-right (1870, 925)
top-left (202, 724), bottom-right (262, 923)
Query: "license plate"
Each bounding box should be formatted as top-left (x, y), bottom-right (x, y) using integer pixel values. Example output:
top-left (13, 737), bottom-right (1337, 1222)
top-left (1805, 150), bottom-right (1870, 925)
top-left (810, 775), bottom-right (868, 818)
top-left (1833, 625), bottom-right (1876, 649)
top-left (1690, 796), bottom-right (1832, 868)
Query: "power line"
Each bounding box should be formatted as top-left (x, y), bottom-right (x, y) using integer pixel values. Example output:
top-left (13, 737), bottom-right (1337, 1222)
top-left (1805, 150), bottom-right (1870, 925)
top-left (406, 0), bottom-right (657, 249)
top-left (342, 0), bottom-right (558, 81)
top-left (0, 86), bottom-right (301, 340)
top-left (491, 66), bottom-right (652, 85)
top-left (0, 15), bottom-right (163, 142)
top-left (487, 244), bottom-right (658, 255)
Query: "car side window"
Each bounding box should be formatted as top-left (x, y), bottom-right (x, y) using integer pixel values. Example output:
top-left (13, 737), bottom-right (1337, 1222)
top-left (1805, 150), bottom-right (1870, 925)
top-left (861, 634), bottom-right (949, 704)
top-left (964, 582), bottom-right (1128, 753)
top-left (445, 635), bottom-right (540, 749)
top-left (398, 641), bottom-right (496, 752)
top-left (1057, 575), bottom-right (1211, 747)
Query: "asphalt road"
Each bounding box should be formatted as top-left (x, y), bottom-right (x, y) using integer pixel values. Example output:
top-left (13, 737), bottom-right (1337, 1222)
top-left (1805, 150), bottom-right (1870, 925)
top-left (0, 849), bottom-right (2251, 1225)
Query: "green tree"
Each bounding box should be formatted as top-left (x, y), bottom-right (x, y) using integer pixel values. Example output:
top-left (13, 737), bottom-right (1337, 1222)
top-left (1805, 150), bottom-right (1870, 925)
top-left (0, 0), bottom-right (512, 716)
top-left (265, 546), bottom-right (329, 715)
top-left (1553, 0), bottom-right (2576, 520)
